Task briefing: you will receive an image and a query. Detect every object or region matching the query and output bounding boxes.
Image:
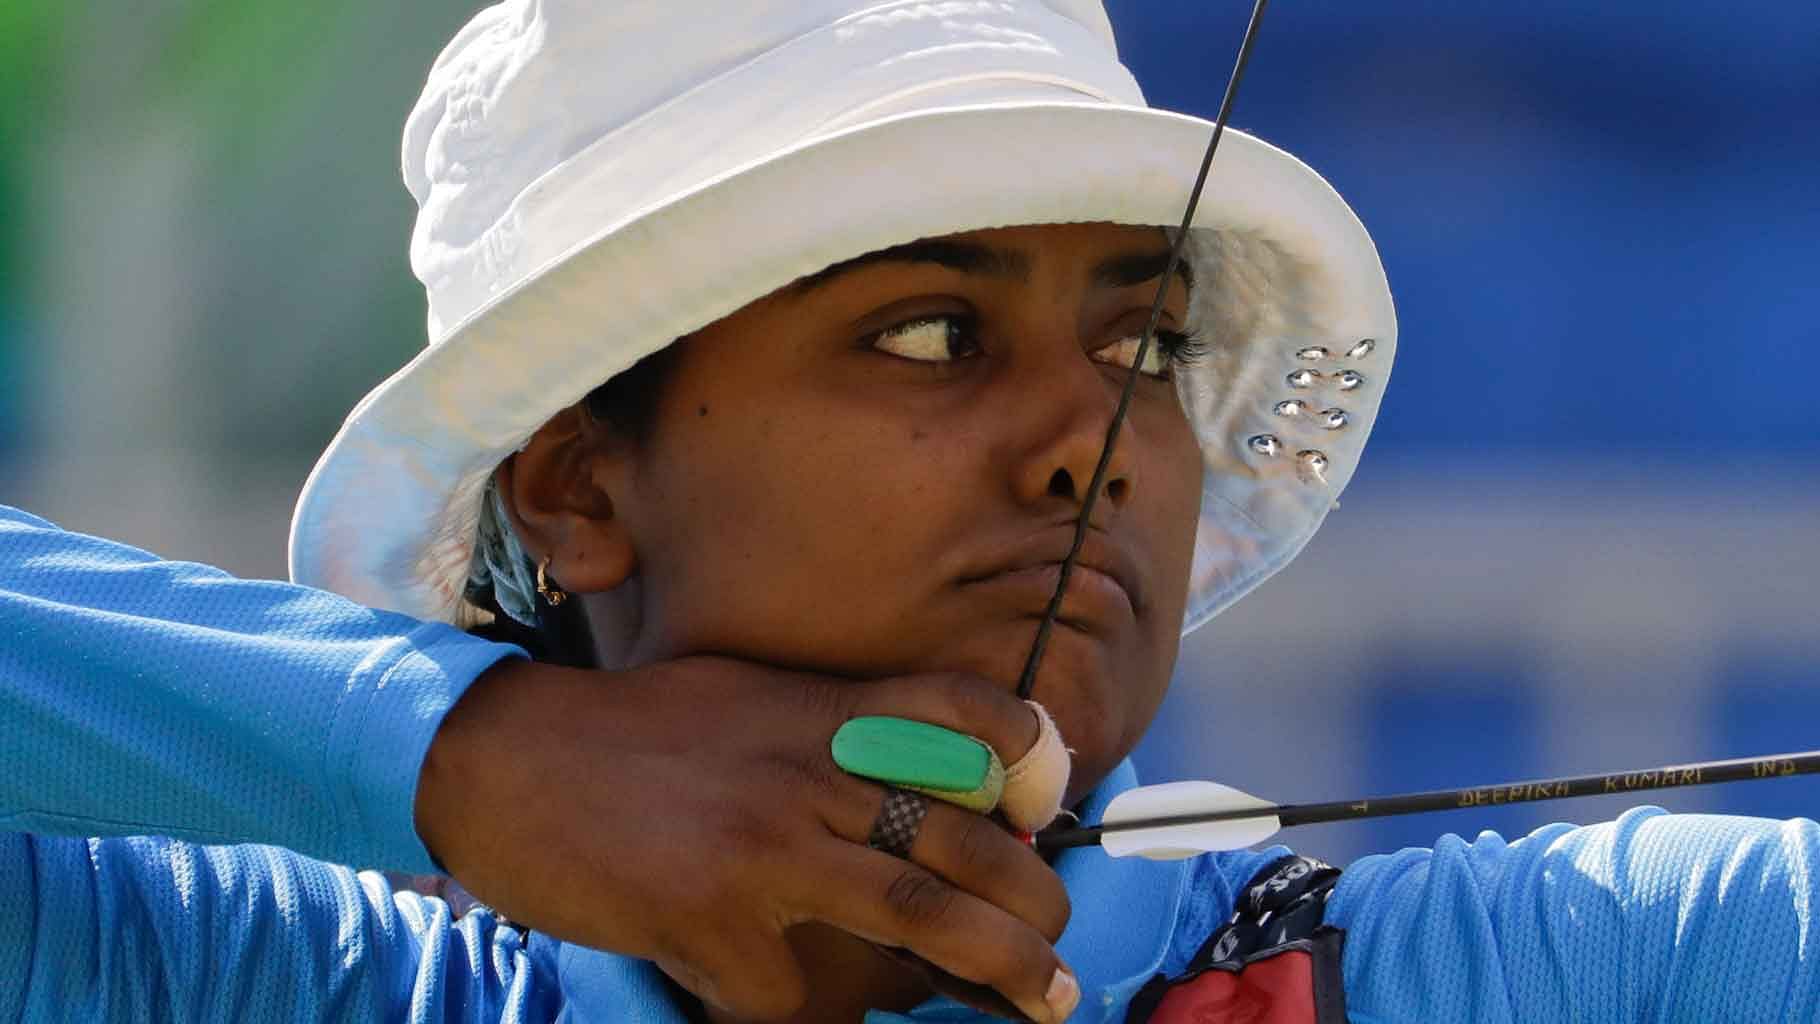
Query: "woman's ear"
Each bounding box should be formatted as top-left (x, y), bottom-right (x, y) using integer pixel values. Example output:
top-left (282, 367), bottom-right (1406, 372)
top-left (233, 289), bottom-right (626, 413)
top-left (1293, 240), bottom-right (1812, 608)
top-left (495, 406), bottom-right (639, 596)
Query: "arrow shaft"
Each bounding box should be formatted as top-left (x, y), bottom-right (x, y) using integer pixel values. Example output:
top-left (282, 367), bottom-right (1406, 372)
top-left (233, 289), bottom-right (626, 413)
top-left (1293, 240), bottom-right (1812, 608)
top-left (1035, 749), bottom-right (1820, 854)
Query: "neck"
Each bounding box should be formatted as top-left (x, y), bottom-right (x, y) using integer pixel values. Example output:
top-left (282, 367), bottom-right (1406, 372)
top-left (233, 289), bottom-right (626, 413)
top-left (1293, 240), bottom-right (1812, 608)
top-left (581, 578), bottom-right (645, 669)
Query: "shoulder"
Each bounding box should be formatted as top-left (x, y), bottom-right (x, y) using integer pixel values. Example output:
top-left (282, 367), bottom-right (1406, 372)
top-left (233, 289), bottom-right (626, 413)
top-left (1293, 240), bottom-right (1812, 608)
top-left (1331, 805), bottom-right (1820, 921)
top-left (1329, 808), bottom-right (1820, 1022)
top-left (1166, 847), bottom-right (1326, 974)
top-left (1129, 850), bottom-right (1349, 1024)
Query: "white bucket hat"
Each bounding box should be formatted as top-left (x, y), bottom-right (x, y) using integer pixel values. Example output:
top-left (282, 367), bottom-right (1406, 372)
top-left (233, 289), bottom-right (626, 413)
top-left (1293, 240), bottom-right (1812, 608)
top-left (289, 0), bottom-right (1397, 634)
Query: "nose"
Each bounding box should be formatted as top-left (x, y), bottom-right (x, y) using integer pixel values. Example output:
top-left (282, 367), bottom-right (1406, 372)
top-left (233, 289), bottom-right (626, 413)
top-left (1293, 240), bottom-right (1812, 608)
top-left (1042, 462), bottom-right (1128, 507)
top-left (1010, 358), bottom-right (1137, 525)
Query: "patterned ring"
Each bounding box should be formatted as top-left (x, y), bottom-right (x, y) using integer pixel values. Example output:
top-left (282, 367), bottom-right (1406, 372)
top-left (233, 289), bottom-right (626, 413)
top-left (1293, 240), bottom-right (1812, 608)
top-left (867, 787), bottom-right (930, 859)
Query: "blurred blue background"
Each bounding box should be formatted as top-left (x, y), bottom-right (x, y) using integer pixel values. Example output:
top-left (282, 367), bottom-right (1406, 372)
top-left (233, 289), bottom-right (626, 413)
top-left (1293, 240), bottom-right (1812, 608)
top-left (2, 1), bottom-right (1816, 865)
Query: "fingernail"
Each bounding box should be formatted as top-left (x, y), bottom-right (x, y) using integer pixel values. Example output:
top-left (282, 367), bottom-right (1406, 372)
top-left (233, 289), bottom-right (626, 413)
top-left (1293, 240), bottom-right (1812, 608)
top-left (1044, 965), bottom-right (1079, 1021)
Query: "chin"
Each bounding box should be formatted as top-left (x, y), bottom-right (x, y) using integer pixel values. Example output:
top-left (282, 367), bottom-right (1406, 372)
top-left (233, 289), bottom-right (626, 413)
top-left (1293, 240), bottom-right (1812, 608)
top-left (1025, 633), bottom-right (1172, 807)
top-left (1052, 725), bottom-right (1133, 809)
top-left (908, 624), bottom-right (1157, 797)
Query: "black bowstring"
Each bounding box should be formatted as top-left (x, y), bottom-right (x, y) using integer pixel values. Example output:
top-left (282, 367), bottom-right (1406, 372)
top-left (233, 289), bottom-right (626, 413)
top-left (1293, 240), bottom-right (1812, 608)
top-left (1016, 0), bottom-right (1272, 701)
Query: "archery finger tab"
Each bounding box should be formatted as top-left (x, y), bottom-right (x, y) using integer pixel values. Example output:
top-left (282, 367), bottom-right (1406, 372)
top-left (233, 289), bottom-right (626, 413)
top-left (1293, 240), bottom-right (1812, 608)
top-left (832, 716), bottom-right (1005, 813)
top-left (999, 700), bottom-right (1071, 832)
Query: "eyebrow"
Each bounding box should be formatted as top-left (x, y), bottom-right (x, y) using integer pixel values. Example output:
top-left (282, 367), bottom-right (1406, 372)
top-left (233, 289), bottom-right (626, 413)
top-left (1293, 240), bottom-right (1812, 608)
top-left (788, 238), bottom-right (1192, 295)
top-left (1092, 247), bottom-right (1195, 292)
top-left (790, 240), bottom-right (1028, 294)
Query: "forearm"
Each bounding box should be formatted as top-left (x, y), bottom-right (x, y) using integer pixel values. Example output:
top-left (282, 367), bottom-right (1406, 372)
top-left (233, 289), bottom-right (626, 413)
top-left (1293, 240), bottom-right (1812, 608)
top-left (1329, 807), bottom-right (1820, 1021)
top-left (0, 832), bottom-right (551, 1021)
top-left (0, 505), bottom-right (521, 872)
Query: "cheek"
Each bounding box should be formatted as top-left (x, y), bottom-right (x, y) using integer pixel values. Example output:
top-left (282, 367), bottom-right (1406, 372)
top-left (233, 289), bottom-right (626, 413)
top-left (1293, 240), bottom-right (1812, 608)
top-left (627, 381), bottom-right (970, 663)
top-left (1147, 405), bottom-right (1207, 609)
top-left (1105, 406), bottom-right (1204, 754)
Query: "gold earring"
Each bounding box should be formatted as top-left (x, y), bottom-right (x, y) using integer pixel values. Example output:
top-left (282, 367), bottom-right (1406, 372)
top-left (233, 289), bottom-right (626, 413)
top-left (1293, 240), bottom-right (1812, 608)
top-left (535, 555), bottom-right (567, 606)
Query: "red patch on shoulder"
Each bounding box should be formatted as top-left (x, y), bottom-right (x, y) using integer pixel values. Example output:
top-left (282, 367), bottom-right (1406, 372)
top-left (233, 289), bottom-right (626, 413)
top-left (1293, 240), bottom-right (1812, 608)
top-left (1146, 949), bottom-right (1316, 1024)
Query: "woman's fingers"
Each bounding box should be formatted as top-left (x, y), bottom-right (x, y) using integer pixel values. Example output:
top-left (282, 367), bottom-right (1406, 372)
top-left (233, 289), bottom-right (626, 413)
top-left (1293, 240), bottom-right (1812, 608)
top-left (804, 843), bottom-right (1081, 1024)
top-left (814, 670), bottom-right (1072, 941)
top-left (835, 672), bottom-right (1072, 828)
top-left (875, 947), bottom-right (1037, 1022)
top-left (1000, 700), bottom-right (1070, 831)
top-left (422, 657), bottom-right (1077, 1020)
top-left (805, 675), bottom-right (1075, 1018)
top-left (815, 780), bottom-right (1070, 941)
top-left (844, 672), bottom-right (1044, 770)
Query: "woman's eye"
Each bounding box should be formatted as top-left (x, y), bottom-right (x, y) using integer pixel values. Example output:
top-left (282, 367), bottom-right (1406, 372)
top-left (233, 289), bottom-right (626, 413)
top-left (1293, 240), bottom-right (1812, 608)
top-left (870, 315), bottom-right (980, 363)
top-left (1094, 329), bottom-right (1198, 380)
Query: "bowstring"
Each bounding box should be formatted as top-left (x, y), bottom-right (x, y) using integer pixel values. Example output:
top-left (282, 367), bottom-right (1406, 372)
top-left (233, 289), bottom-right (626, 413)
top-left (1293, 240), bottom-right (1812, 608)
top-left (1016, 0), bottom-right (1272, 700)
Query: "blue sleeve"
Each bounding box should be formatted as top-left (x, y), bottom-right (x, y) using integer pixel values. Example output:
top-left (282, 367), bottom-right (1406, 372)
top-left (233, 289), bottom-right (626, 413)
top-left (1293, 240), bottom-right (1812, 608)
top-left (0, 505), bottom-right (522, 873)
top-left (1327, 807), bottom-right (1820, 1022)
top-left (0, 831), bottom-right (560, 1022)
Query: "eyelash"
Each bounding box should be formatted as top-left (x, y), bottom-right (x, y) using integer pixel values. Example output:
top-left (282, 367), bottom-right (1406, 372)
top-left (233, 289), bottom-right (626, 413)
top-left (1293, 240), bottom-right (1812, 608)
top-left (1153, 329), bottom-right (1206, 369)
top-left (868, 314), bottom-right (1205, 378)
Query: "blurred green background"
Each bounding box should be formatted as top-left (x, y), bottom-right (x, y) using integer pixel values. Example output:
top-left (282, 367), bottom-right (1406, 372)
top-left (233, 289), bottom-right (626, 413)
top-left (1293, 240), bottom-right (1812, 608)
top-left (1, 1), bottom-right (479, 553)
top-left (2, 1), bottom-right (1817, 864)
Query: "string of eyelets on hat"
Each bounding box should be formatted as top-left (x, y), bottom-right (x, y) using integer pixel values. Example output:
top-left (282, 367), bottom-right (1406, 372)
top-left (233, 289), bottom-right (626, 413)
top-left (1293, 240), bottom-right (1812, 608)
top-left (1246, 337), bottom-right (1376, 486)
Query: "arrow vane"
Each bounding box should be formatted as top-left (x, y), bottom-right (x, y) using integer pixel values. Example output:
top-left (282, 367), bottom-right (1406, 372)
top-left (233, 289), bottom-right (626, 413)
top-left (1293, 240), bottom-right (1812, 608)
top-left (1035, 749), bottom-right (1820, 859)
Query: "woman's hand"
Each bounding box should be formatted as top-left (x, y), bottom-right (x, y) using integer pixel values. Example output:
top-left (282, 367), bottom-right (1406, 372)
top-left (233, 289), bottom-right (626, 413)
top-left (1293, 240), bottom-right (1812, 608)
top-left (415, 656), bottom-right (1078, 1022)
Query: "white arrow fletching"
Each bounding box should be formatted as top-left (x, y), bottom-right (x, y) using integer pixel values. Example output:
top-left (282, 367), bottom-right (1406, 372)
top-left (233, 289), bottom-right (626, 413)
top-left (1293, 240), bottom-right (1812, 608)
top-left (1099, 781), bottom-right (1282, 860)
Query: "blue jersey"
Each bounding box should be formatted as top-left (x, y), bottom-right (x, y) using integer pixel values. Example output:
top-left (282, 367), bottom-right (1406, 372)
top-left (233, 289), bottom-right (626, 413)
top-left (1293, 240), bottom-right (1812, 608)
top-left (4, 505), bottom-right (1818, 1021)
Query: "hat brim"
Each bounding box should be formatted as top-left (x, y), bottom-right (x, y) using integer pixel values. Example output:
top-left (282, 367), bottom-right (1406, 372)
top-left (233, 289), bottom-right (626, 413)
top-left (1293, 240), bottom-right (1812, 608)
top-left (290, 101), bottom-right (1395, 629)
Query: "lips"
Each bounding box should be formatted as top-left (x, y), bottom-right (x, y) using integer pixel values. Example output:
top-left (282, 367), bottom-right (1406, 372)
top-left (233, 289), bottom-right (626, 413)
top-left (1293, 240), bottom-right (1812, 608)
top-left (957, 526), bottom-right (1147, 631)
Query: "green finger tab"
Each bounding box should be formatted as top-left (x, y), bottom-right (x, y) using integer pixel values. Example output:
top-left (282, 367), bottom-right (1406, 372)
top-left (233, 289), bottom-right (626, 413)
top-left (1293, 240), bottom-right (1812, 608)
top-left (832, 716), bottom-right (1005, 813)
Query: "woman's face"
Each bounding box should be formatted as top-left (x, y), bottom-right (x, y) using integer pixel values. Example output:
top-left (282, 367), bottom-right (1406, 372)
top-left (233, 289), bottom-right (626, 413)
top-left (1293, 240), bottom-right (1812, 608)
top-left (562, 222), bottom-right (1203, 802)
